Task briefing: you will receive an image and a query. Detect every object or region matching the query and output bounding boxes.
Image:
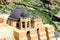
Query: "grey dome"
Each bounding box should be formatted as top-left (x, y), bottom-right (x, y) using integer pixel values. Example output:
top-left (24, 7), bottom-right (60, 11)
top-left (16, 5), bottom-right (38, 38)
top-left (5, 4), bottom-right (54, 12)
top-left (8, 6), bottom-right (30, 21)
top-left (21, 11), bottom-right (30, 17)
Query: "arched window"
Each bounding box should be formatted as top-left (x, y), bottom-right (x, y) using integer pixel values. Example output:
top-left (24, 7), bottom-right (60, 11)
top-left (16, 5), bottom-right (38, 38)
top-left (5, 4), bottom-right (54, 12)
top-left (31, 20), bottom-right (34, 28)
top-left (37, 28), bottom-right (39, 33)
top-left (22, 22), bottom-right (25, 28)
top-left (16, 22), bottom-right (20, 29)
top-left (27, 21), bottom-right (29, 28)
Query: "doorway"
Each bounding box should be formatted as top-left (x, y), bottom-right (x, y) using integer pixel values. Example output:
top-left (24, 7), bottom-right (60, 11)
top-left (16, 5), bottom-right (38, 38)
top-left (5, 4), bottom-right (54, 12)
top-left (37, 28), bottom-right (40, 40)
top-left (26, 31), bottom-right (31, 40)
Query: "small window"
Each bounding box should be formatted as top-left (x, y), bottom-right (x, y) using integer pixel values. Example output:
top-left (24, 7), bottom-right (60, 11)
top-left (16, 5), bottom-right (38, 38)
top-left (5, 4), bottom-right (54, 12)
top-left (16, 22), bottom-right (20, 29)
top-left (22, 22), bottom-right (25, 28)
top-left (31, 20), bottom-right (34, 28)
top-left (37, 28), bottom-right (39, 33)
top-left (27, 21), bottom-right (29, 28)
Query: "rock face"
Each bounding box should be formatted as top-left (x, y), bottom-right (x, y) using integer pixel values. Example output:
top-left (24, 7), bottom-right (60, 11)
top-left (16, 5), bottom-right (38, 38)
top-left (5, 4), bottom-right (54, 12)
top-left (55, 11), bottom-right (60, 18)
top-left (40, 0), bottom-right (60, 9)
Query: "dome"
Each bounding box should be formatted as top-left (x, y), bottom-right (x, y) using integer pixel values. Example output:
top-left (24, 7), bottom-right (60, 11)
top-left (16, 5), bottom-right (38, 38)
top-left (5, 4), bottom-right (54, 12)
top-left (8, 5), bottom-right (30, 21)
top-left (21, 11), bottom-right (30, 17)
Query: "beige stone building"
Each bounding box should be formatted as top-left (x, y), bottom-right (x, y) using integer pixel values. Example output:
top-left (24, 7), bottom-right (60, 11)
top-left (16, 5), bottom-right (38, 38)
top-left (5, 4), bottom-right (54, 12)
top-left (7, 6), bottom-right (56, 40)
top-left (0, 22), bottom-right (15, 40)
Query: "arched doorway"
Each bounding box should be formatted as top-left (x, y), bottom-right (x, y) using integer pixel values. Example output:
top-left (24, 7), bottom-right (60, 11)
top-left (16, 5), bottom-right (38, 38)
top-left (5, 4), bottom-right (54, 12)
top-left (26, 31), bottom-right (31, 40)
top-left (37, 28), bottom-right (40, 40)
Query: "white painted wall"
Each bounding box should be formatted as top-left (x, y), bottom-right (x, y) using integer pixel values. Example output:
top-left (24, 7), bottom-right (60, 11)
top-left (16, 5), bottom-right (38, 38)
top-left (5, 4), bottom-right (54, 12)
top-left (56, 37), bottom-right (60, 40)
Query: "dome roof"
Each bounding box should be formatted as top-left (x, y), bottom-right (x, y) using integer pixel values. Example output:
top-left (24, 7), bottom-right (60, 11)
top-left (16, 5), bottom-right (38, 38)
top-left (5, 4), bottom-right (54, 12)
top-left (8, 5), bottom-right (30, 21)
top-left (21, 11), bottom-right (30, 17)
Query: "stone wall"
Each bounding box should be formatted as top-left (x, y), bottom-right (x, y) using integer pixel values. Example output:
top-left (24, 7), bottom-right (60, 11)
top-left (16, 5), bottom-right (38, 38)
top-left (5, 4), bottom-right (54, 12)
top-left (0, 26), bottom-right (15, 40)
top-left (13, 24), bottom-right (56, 40)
